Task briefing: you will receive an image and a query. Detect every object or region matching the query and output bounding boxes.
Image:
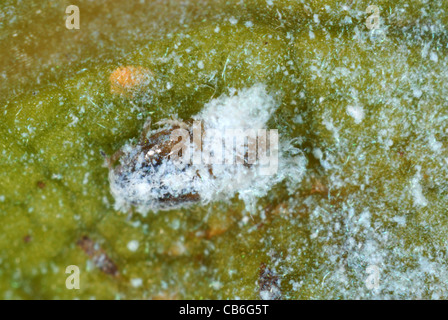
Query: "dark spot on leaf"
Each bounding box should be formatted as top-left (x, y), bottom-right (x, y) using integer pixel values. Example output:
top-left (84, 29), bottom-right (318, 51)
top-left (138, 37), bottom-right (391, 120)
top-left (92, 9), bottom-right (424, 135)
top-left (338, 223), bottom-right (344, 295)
top-left (77, 236), bottom-right (119, 277)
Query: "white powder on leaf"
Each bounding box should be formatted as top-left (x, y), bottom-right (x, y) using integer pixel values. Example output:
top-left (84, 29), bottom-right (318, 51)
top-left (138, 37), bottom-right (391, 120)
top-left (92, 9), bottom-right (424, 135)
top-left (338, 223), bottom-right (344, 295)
top-left (127, 240), bottom-right (139, 252)
top-left (346, 105), bottom-right (364, 124)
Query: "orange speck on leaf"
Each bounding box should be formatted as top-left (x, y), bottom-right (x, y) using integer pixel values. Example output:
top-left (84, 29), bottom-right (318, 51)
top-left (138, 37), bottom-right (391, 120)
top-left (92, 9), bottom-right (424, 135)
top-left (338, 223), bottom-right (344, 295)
top-left (109, 66), bottom-right (152, 96)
